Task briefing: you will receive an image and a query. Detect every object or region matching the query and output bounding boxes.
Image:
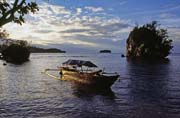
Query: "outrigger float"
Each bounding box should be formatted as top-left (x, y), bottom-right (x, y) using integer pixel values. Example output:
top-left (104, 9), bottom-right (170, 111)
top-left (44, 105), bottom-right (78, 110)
top-left (45, 59), bottom-right (119, 88)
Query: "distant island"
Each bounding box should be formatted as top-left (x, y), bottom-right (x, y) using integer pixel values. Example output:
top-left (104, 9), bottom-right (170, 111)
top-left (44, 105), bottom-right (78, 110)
top-left (99, 50), bottom-right (111, 53)
top-left (29, 46), bottom-right (66, 53)
top-left (0, 38), bottom-right (66, 64)
top-left (0, 45), bottom-right (66, 53)
top-left (0, 38), bottom-right (66, 53)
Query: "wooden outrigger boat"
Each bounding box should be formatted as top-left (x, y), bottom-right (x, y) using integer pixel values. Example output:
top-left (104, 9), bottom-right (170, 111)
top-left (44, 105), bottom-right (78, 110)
top-left (59, 59), bottom-right (119, 88)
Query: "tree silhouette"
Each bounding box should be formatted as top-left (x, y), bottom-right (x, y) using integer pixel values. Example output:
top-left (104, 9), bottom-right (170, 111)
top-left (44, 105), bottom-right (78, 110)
top-left (0, 28), bottom-right (9, 38)
top-left (2, 44), bottom-right (30, 64)
top-left (0, 0), bottom-right (39, 27)
top-left (126, 21), bottom-right (173, 59)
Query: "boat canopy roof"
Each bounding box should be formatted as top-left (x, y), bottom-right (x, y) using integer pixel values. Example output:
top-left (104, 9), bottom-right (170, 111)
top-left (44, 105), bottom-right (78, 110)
top-left (62, 59), bottom-right (98, 67)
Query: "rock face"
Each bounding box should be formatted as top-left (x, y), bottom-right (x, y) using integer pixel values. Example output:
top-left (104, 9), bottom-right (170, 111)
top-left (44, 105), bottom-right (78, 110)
top-left (126, 21), bottom-right (173, 59)
top-left (2, 44), bottom-right (30, 64)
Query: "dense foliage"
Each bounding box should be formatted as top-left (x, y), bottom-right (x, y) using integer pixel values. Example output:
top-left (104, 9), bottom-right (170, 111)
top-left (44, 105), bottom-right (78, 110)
top-left (0, 28), bottom-right (30, 64)
top-left (0, 28), bottom-right (9, 38)
top-left (0, 0), bottom-right (39, 27)
top-left (2, 44), bottom-right (30, 64)
top-left (126, 21), bottom-right (173, 59)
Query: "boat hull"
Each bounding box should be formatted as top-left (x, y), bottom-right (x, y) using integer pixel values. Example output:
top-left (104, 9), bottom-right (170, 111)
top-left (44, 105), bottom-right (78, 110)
top-left (61, 69), bottom-right (119, 88)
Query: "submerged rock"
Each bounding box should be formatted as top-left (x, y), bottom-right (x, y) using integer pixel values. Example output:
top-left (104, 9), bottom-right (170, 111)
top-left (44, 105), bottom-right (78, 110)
top-left (1, 44), bottom-right (30, 64)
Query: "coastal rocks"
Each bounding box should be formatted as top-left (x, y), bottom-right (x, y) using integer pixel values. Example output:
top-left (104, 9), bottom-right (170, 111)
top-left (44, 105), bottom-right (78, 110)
top-left (1, 44), bottom-right (30, 64)
top-left (126, 21), bottom-right (173, 59)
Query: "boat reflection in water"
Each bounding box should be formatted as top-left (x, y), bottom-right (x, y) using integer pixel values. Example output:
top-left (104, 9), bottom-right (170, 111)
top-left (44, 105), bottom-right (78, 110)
top-left (59, 59), bottom-right (119, 88)
top-left (71, 83), bottom-right (116, 98)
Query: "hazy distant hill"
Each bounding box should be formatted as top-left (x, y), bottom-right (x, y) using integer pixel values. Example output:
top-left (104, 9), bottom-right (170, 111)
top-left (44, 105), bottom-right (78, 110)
top-left (29, 46), bottom-right (66, 53)
top-left (0, 38), bottom-right (66, 53)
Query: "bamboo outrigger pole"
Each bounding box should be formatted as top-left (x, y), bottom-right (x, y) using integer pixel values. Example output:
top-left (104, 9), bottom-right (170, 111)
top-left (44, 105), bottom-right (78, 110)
top-left (42, 68), bottom-right (61, 80)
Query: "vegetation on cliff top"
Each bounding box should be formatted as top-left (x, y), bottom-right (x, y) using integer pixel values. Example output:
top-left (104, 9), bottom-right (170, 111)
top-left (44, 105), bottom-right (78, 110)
top-left (126, 21), bottom-right (173, 59)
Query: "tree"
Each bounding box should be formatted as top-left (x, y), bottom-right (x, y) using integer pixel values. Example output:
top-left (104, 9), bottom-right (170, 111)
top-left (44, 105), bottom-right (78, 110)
top-left (0, 0), bottom-right (39, 27)
top-left (126, 21), bottom-right (173, 59)
top-left (0, 27), bottom-right (9, 38)
top-left (2, 44), bottom-right (30, 64)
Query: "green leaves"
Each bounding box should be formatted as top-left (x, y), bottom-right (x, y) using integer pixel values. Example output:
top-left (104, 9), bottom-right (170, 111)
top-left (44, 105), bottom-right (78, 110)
top-left (0, 1), bottom-right (10, 14)
top-left (0, 0), bottom-right (39, 27)
top-left (14, 15), bottom-right (25, 25)
top-left (29, 2), bottom-right (39, 13)
top-left (0, 28), bottom-right (9, 38)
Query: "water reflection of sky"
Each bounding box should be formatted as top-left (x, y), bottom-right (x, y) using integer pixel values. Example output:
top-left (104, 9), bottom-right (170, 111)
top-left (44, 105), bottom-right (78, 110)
top-left (0, 53), bottom-right (180, 118)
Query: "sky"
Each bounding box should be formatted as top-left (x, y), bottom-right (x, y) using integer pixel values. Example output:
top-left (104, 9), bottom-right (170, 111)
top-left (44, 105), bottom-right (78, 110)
top-left (4, 0), bottom-right (180, 53)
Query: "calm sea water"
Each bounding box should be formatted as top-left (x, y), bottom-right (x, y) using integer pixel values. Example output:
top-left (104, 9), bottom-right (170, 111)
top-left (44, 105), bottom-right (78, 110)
top-left (0, 53), bottom-right (180, 118)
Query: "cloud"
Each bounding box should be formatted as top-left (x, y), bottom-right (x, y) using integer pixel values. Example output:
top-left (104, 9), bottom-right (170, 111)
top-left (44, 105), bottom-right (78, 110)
top-left (60, 29), bottom-right (91, 33)
top-left (84, 6), bottom-right (104, 12)
top-left (159, 13), bottom-right (176, 19)
top-left (39, 3), bottom-right (71, 15)
top-left (119, 0), bottom-right (128, 5)
top-left (4, 2), bottom-right (132, 52)
top-left (76, 8), bottom-right (82, 15)
top-left (168, 27), bottom-right (180, 40)
top-left (33, 29), bottom-right (55, 34)
top-left (121, 4), bottom-right (180, 17)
